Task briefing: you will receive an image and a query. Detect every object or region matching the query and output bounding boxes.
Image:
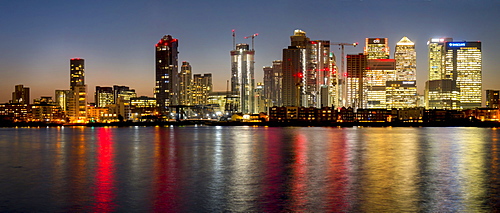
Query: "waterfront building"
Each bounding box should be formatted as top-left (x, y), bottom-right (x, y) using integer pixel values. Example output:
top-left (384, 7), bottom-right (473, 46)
top-left (230, 43), bottom-right (255, 114)
top-left (282, 30), bottom-right (307, 107)
top-left (364, 38), bottom-right (389, 59)
top-left (394, 36), bottom-right (417, 81)
top-left (31, 97), bottom-right (64, 123)
top-left (263, 60), bottom-right (283, 109)
top-left (207, 91), bottom-right (239, 115)
top-left (446, 41), bottom-right (482, 109)
top-left (68, 58), bottom-right (87, 123)
top-left (282, 30), bottom-right (334, 108)
top-left (364, 59), bottom-right (396, 108)
top-left (179, 61), bottom-right (192, 106)
top-left (0, 103), bottom-right (29, 122)
top-left (130, 96), bottom-right (157, 121)
top-left (425, 38), bottom-right (482, 109)
top-left (254, 82), bottom-right (265, 113)
top-left (486, 90), bottom-right (500, 108)
top-left (11, 85), bottom-right (30, 104)
top-left (55, 90), bottom-right (71, 112)
top-left (425, 79), bottom-right (459, 109)
top-left (67, 85), bottom-right (87, 123)
top-left (87, 106), bottom-right (111, 123)
top-left (95, 86), bottom-right (114, 108)
top-left (155, 35), bottom-right (179, 115)
top-left (346, 53), bottom-right (367, 109)
top-left (385, 81), bottom-right (418, 109)
top-left (192, 74), bottom-right (212, 105)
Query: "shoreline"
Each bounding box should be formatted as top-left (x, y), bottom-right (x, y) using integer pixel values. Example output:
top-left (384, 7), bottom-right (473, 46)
top-left (2, 120), bottom-right (500, 128)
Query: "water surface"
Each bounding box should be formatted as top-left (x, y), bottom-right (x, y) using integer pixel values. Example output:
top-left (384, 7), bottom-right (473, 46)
top-left (0, 126), bottom-right (499, 212)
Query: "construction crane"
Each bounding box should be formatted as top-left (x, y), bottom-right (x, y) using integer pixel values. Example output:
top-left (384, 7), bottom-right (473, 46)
top-left (331, 42), bottom-right (358, 107)
top-left (232, 29), bottom-right (236, 50)
top-left (244, 33), bottom-right (259, 50)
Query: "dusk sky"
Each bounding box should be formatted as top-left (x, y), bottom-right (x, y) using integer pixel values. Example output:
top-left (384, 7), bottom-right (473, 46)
top-left (1, 0), bottom-right (499, 103)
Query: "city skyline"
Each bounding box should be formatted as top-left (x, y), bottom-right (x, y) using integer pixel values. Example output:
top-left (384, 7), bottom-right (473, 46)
top-left (0, 0), bottom-right (499, 103)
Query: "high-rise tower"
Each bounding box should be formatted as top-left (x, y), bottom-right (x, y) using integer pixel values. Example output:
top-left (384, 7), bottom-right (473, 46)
top-left (445, 41), bottom-right (482, 109)
top-left (346, 54), bottom-right (367, 109)
top-left (68, 58), bottom-right (87, 123)
top-left (282, 30), bottom-right (333, 108)
top-left (155, 35), bottom-right (179, 115)
top-left (230, 43), bottom-right (255, 114)
top-left (425, 38), bottom-right (481, 109)
top-left (70, 58), bottom-right (85, 90)
top-left (364, 38), bottom-right (389, 59)
top-left (179, 61), bottom-right (192, 106)
top-left (394, 36), bottom-right (416, 81)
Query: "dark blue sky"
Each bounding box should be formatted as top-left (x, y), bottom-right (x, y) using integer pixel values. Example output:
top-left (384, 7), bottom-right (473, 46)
top-left (0, 0), bottom-right (499, 102)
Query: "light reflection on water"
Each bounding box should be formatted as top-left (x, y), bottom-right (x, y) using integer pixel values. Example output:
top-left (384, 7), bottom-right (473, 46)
top-left (0, 126), bottom-right (499, 212)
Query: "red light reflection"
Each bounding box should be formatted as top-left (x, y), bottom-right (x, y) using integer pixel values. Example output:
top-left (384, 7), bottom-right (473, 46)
top-left (291, 133), bottom-right (308, 211)
top-left (93, 128), bottom-right (116, 212)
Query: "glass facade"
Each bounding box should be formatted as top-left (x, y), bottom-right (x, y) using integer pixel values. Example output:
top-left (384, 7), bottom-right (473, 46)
top-left (230, 43), bottom-right (255, 114)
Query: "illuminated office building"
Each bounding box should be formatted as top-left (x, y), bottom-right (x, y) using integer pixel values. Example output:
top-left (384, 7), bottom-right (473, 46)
top-left (346, 54), bottom-right (367, 109)
top-left (179, 61), bottom-right (192, 105)
top-left (386, 81), bottom-right (417, 109)
top-left (425, 79), bottom-right (459, 109)
top-left (364, 59), bottom-right (396, 108)
top-left (428, 38), bottom-right (453, 81)
top-left (95, 86), bottom-right (114, 107)
top-left (55, 90), bottom-right (70, 111)
top-left (445, 41), bottom-right (482, 109)
top-left (425, 38), bottom-right (482, 109)
top-left (11, 85), bottom-right (30, 104)
top-left (230, 43), bottom-right (255, 114)
top-left (486, 90), bottom-right (500, 108)
top-left (155, 35), bottom-right (179, 115)
top-left (68, 58), bottom-right (87, 123)
top-left (70, 58), bottom-right (85, 89)
top-left (394, 36), bottom-right (416, 81)
top-left (192, 74), bottom-right (212, 105)
top-left (364, 38), bottom-right (389, 59)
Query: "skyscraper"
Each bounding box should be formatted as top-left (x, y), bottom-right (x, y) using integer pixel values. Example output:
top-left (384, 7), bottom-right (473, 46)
top-left (155, 35), bottom-right (179, 115)
top-left (446, 41), bottom-right (482, 109)
top-left (70, 58), bottom-right (85, 90)
top-left (179, 61), bottom-right (192, 106)
top-left (11, 85), bottom-right (30, 104)
top-left (364, 38), bottom-right (389, 59)
top-left (389, 36), bottom-right (418, 109)
top-left (394, 36), bottom-right (417, 81)
top-left (68, 58), bottom-right (87, 123)
top-left (192, 74), bottom-right (212, 105)
top-left (346, 54), bottom-right (367, 109)
top-left (281, 30), bottom-right (334, 108)
top-left (364, 59), bottom-right (396, 108)
top-left (263, 60), bottom-right (282, 108)
top-left (425, 38), bottom-right (482, 109)
top-left (230, 43), bottom-right (255, 114)
top-left (282, 30), bottom-right (307, 107)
